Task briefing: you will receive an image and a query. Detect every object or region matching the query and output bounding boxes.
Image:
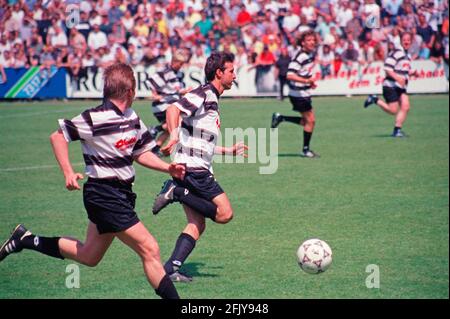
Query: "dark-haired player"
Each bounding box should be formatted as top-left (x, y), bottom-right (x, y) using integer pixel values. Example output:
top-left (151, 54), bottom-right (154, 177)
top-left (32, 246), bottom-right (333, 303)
top-left (271, 30), bottom-right (319, 158)
top-left (152, 52), bottom-right (248, 282)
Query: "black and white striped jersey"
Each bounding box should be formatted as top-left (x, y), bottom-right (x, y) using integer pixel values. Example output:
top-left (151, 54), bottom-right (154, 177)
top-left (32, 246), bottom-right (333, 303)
top-left (287, 48), bottom-right (316, 98)
top-left (149, 64), bottom-right (185, 113)
top-left (172, 83), bottom-right (221, 172)
top-left (383, 47), bottom-right (412, 89)
top-left (58, 99), bottom-right (156, 183)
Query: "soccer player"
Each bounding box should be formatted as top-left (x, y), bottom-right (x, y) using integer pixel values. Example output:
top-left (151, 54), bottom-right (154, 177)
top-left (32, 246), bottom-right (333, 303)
top-left (0, 63), bottom-right (185, 299)
top-left (271, 30), bottom-right (320, 158)
top-left (364, 32), bottom-right (417, 137)
top-left (148, 49), bottom-right (191, 154)
top-left (151, 52), bottom-right (248, 282)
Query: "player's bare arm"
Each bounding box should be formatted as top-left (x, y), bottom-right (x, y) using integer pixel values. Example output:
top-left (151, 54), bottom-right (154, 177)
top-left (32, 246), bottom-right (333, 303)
top-left (161, 104), bottom-right (181, 155)
top-left (214, 142), bottom-right (249, 158)
top-left (134, 151), bottom-right (185, 180)
top-left (179, 87), bottom-right (193, 95)
top-left (49, 129), bottom-right (83, 191)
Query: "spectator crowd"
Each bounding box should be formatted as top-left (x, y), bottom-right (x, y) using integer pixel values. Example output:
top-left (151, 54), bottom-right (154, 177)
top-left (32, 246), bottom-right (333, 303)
top-left (0, 0), bottom-right (448, 82)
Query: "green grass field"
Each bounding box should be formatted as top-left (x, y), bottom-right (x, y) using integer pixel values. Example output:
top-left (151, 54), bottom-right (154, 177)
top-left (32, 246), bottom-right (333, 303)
top-left (0, 95), bottom-right (448, 299)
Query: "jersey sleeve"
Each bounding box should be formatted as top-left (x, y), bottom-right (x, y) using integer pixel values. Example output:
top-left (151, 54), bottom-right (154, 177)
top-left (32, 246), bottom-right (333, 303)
top-left (172, 91), bottom-right (205, 117)
top-left (384, 54), bottom-right (396, 72)
top-left (287, 58), bottom-right (301, 76)
top-left (132, 119), bottom-right (157, 157)
top-left (58, 111), bottom-right (93, 142)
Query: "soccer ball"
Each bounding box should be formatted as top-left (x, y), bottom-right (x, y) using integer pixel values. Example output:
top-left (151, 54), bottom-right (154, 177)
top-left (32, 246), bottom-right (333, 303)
top-left (297, 239), bottom-right (333, 274)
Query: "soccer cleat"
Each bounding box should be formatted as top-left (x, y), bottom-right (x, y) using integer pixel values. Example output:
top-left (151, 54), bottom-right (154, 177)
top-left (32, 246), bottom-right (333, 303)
top-left (364, 95), bottom-right (378, 108)
top-left (149, 126), bottom-right (159, 140)
top-left (151, 146), bottom-right (164, 158)
top-left (300, 149), bottom-right (320, 158)
top-left (152, 180), bottom-right (177, 215)
top-left (169, 270), bottom-right (193, 283)
top-left (391, 130), bottom-right (406, 138)
top-left (0, 224), bottom-right (31, 262)
top-left (271, 112), bottom-right (282, 129)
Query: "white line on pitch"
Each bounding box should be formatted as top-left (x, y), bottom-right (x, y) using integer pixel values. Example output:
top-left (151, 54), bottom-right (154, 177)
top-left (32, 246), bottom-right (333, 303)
top-left (0, 162), bottom-right (84, 172)
top-left (0, 109), bottom-right (85, 119)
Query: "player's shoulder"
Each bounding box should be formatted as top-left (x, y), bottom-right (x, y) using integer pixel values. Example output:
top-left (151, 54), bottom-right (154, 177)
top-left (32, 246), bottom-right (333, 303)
top-left (392, 48), bottom-right (407, 60)
top-left (293, 48), bottom-right (306, 60)
top-left (189, 83), bottom-right (210, 97)
top-left (294, 49), bottom-right (313, 64)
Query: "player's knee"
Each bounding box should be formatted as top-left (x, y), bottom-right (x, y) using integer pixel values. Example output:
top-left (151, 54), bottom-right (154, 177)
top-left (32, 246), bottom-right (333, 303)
top-left (81, 255), bottom-right (102, 267)
top-left (216, 208), bottom-right (233, 224)
top-left (304, 115), bottom-right (315, 126)
top-left (140, 238), bottom-right (161, 262)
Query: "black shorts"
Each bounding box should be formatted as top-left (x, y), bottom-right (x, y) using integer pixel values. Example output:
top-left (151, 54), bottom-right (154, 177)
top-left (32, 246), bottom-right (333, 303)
top-left (83, 178), bottom-right (139, 234)
top-left (382, 86), bottom-right (406, 103)
top-left (289, 96), bottom-right (313, 113)
top-left (153, 111), bottom-right (166, 123)
top-left (173, 169), bottom-right (224, 201)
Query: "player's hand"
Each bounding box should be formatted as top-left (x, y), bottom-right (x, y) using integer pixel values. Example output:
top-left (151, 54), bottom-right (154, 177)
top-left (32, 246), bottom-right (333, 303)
top-left (161, 137), bottom-right (179, 156)
top-left (181, 87), bottom-right (193, 95)
top-left (310, 81), bottom-right (318, 89)
top-left (169, 163), bottom-right (185, 180)
top-left (409, 70), bottom-right (418, 77)
top-left (152, 93), bottom-right (162, 102)
top-left (232, 142), bottom-right (249, 158)
top-left (397, 77), bottom-right (406, 87)
top-left (65, 172), bottom-right (84, 191)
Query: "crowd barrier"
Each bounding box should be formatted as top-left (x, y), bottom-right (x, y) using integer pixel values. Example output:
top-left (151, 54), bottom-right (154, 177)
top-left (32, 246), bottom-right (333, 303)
top-left (1, 61), bottom-right (447, 99)
top-left (0, 66), bottom-right (67, 99)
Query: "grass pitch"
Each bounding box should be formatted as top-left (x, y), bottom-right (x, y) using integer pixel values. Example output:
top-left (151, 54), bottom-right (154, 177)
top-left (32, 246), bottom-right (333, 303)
top-left (0, 95), bottom-right (448, 299)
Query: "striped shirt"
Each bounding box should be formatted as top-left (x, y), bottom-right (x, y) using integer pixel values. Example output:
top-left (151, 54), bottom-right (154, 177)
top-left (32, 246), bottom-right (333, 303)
top-left (149, 64), bottom-right (185, 113)
top-left (383, 47), bottom-right (412, 89)
top-left (172, 83), bottom-right (221, 172)
top-left (287, 48), bottom-right (316, 98)
top-left (58, 99), bottom-right (156, 183)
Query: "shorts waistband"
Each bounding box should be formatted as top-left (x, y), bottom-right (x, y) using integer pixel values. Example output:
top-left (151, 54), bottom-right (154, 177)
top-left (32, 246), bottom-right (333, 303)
top-left (87, 177), bottom-right (134, 189)
top-left (186, 167), bottom-right (210, 173)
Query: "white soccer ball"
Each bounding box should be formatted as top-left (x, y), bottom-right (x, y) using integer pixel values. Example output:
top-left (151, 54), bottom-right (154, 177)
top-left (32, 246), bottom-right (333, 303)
top-left (297, 238), bottom-right (333, 274)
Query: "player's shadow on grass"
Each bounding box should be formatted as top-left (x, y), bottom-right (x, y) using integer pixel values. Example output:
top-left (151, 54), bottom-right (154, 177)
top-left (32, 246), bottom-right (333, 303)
top-left (181, 262), bottom-right (221, 278)
top-left (278, 153), bottom-right (301, 157)
top-left (371, 134), bottom-right (409, 138)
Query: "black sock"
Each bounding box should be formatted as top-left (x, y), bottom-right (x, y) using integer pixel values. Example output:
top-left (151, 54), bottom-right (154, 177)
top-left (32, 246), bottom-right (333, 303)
top-left (164, 233), bottom-right (196, 274)
top-left (280, 115), bottom-right (303, 125)
top-left (154, 124), bottom-right (163, 132)
top-left (21, 235), bottom-right (64, 259)
top-left (173, 187), bottom-right (217, 221)
top-left (303, 131), bottom-right (313, 150)
top-left (155, 274), bottom-right (180, 299)
top-left (394, 126), bottom-right (401, 134)
top-left (151, 145), bottom-right (161, 153)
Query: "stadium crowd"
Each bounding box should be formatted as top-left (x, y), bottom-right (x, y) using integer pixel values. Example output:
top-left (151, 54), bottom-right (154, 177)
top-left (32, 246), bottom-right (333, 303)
top-left (0, 0), bottom-right (448, 81)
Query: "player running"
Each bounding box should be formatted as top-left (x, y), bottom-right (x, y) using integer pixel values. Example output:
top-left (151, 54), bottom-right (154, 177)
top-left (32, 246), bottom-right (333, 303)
top-left (364, 32), bottom-right (417, 137)
top-left (151, 52), bottom-right (248, 282)
top-left (0, 63), bottom-right (185, 299)
top-left (271, 30), bottom-right (319, 158)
